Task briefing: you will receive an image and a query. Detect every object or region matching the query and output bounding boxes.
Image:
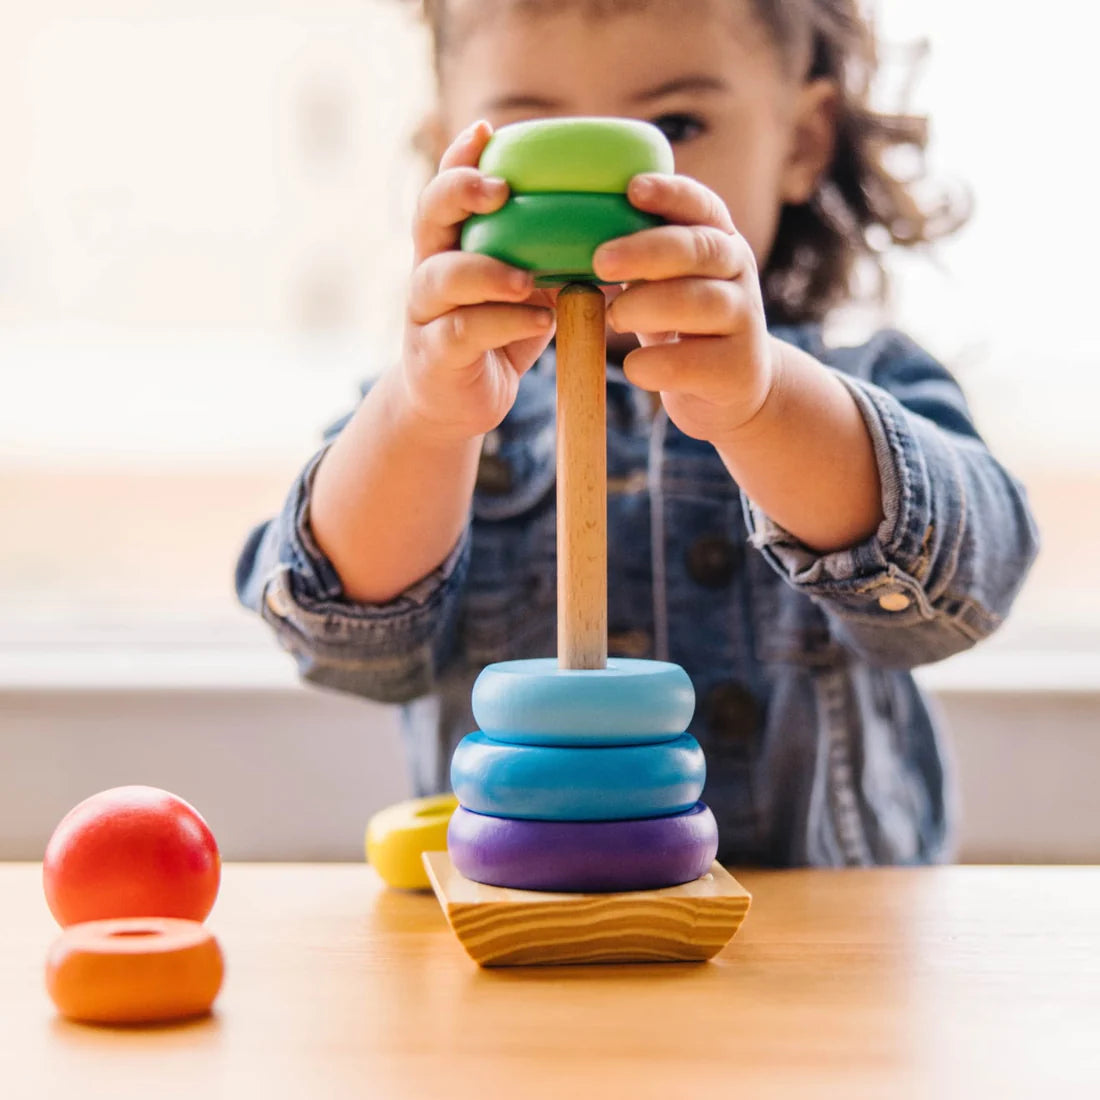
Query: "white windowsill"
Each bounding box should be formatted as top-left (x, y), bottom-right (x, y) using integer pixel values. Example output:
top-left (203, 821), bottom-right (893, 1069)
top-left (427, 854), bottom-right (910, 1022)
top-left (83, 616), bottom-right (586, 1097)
top-left (0, 644), bottom-right (1095, 696)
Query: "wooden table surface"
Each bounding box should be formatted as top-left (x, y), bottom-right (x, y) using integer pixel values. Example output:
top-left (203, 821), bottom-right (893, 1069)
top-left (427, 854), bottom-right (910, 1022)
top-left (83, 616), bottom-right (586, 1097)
top-left (2, 863), bottom-right (1098, 1100)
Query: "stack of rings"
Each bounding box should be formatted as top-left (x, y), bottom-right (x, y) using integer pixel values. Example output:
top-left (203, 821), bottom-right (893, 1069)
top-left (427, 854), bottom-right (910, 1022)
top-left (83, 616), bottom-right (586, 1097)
top-left (448, 658), bottom-right (719, 892)
top-left (461, 117), bottom-right (673, 285)
top-left (453, 120), bottom-right (716, 893)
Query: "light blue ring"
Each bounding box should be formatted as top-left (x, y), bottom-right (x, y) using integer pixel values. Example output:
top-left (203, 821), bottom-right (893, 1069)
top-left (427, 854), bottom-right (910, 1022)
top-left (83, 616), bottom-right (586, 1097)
top-left (451, 731), bottom-right (705, 821)
top-left (471, 657), bottom-right (695, 746)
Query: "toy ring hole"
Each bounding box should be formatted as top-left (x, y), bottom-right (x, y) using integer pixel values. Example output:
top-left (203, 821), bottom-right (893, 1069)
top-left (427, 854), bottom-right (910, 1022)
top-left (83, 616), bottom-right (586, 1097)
top-left (109, 929), bottom-right (161, 938)
top-left (414, 807), bottom-right (452, 820)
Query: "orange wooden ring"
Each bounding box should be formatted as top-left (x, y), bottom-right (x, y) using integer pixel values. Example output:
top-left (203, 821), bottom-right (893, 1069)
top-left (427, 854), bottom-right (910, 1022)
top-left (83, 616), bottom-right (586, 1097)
top-left (45, 917), bottom-right (224, 1024)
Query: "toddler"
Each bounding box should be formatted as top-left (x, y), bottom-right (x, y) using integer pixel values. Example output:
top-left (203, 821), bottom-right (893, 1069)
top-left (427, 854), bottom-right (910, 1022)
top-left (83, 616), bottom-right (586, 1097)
top-left (236, 0), bottom-right (1039, 865)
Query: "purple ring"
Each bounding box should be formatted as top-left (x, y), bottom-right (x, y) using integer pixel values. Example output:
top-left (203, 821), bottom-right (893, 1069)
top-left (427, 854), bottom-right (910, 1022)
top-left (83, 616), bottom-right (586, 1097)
top-left (447, 802), bottom-right (719, 893)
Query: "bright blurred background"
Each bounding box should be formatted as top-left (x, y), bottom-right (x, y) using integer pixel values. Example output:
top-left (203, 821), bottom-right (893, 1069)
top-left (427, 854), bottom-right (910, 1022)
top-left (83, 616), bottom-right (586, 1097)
top-left (1, 1), bottom-right (1097, 861)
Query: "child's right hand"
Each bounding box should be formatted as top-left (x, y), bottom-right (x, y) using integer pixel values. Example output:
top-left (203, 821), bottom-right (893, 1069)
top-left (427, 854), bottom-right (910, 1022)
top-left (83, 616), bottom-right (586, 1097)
top-left (400, 120), bottom-right (557, 442)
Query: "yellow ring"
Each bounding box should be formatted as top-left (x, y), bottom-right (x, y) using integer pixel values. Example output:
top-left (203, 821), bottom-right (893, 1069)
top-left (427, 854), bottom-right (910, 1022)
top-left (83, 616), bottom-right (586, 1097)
top-left (365, 794), bottom-right (459, 890)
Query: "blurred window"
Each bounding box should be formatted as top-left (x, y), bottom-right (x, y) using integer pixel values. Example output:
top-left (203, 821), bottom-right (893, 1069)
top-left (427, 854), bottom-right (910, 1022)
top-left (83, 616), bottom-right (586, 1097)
top-left (1, 2), bottom-right (1095, 663)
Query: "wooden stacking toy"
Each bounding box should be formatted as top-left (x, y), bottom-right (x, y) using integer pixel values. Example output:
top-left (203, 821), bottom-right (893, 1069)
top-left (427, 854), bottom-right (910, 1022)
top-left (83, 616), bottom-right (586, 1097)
top-left (424, 118), bottom-right (751, 967)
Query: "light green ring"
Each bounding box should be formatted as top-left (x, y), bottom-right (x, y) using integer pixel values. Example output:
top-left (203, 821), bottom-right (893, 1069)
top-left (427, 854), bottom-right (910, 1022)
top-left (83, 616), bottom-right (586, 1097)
top-left (478, 117), bottom-right (674, 193)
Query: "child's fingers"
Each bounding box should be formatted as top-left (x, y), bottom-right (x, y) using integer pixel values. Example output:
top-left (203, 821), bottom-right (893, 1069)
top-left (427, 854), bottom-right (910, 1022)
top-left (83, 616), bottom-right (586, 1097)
top-left (593, 223), bottom-right (749, 284)
top-left (623, 172), bottom-right (737, 234)
top-left (412, 120), bottom-right (506, 263)
top-left (409, 253), bottom-right (535, 326)
top-left (622, 337), bottom-right (756, 404)
top-left (607, 277), bottom-right (757, 338)
top-left (438, 118), bottom-right (493, 173)
top-left (413, 168), bottom-right (510, 264)
top-left (413, 303), bottom-right (555, 372)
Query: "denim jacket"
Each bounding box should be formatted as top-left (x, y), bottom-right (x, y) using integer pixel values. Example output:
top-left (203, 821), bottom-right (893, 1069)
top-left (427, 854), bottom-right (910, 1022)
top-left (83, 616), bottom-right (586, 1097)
top-left (235, 323), bottom-right (1040, 866)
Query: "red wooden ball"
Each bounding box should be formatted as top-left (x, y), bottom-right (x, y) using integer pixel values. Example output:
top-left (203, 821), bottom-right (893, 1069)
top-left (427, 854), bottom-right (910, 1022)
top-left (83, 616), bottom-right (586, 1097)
top-left (43, 786), bottom-right (221, 927)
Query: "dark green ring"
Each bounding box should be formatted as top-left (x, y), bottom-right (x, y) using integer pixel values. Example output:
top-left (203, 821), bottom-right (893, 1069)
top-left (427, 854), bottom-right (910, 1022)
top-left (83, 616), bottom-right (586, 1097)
top-left (460, 192), bottom-right (661, 286)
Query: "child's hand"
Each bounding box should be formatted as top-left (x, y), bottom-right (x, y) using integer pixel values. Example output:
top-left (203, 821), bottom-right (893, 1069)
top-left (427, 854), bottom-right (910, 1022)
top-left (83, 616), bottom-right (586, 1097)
top-left (401, 120), bottom-right (557, 441)
top-left (592, 174), bottom-right (775, 445)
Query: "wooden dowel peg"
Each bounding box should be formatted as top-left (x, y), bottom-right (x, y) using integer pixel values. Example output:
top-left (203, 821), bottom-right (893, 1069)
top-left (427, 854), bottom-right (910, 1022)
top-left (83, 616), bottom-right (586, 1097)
top-left (555, 283), bottom-right (608, 671)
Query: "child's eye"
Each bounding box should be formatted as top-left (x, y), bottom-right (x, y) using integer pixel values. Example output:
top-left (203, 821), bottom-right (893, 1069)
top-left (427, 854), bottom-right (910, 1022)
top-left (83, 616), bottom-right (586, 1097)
top-left (650, 113), bottom-right (706, 144)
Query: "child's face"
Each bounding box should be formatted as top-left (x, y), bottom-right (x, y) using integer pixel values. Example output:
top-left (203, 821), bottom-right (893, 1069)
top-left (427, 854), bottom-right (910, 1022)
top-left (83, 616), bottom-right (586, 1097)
top-left (432, 0), bottom-right (831, 275)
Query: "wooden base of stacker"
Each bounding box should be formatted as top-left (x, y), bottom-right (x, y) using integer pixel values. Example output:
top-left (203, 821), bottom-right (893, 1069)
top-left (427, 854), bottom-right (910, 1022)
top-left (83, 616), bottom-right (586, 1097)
top-left (423, 852), bottom-right (751, 967)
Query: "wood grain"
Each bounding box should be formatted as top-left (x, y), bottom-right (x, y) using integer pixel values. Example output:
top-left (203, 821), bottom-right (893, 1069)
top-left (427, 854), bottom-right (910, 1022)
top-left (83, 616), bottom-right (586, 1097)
top-left (423, 853), bottom-right (751, 966)
top-left (555, 283), bottom-right (607, 670)
top-left (4, 864), bottom-right (1100, 1100)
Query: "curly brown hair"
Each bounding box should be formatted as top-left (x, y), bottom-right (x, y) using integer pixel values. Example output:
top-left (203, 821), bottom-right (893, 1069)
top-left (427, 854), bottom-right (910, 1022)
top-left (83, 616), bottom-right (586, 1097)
top-left (403, 0), bottom-right (969, 325)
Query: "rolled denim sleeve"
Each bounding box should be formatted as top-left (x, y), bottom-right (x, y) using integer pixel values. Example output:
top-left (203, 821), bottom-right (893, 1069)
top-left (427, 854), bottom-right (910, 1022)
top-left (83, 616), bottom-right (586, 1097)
top-left (235, 442), bottom-right (471, 702)
top-left (742, 330), bottom-right (1040, 669)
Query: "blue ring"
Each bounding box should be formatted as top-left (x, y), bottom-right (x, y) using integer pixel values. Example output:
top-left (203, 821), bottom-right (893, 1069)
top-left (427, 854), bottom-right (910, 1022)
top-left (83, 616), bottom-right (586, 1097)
top-left (451, 731), bottom-right (705, 821)
top-left (471, 658), bottom-right (695, 746)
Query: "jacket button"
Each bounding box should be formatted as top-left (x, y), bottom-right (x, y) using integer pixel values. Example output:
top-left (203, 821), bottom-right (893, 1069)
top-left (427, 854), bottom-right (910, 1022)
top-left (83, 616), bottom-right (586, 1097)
top-left (704, 681), bottom-right (761, 745)
top-left (264, 582), bottom-right (293, 619)
top-left (878, 591), bottom-right (911, 612)
top-left (475, 453), bottom-right (513, 495)
top-left (686, 535), bottom-right (739, 588)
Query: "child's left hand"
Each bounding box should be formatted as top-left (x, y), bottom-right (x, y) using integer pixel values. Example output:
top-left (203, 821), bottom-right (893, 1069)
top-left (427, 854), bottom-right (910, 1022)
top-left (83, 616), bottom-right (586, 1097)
top-left (592, 173), bottom-right (775, 445)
